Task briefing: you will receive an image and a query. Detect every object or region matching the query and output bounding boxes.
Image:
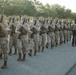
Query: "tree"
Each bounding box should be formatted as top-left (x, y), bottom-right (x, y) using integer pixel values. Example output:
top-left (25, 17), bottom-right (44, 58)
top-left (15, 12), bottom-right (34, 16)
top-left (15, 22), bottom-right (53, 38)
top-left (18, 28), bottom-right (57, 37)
top-left (0, 0), bottom-right (75, 19)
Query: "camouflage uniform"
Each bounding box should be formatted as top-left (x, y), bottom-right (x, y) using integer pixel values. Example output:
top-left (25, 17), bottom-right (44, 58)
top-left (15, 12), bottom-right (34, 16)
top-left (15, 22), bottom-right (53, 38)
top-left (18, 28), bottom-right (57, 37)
top-left (38, 34), bottom-right (42, 51)
top-left (67, 23), bottom-right (71, 41)
top-left (35, 21), bottom-right (41, 52)
top-left (28, 38), bottom-right (35, 56)
top-left (47, 25), bottom-right (52, 48)
top-left (17, 23), bottom-right (29, 61)
top-left (60, 23), bottom-right (64, 44)
top-left (9, 24), bottom-right (17, 55)
top-left (46, 21), bottom-right (51, 48)
top-left (0, 23), bottom-right (8, 69)
top-left (50, 22), bottom-right (55, 48)
top-left (0, 38), bottom-right (8, 61)
top-left (55, 23), bottom-right (60, 46)
top-left (33, 33), bottom-right (39, 54)
top-left (63, 23), bottom-right (68, 43)
top-left (31, 23), bottom-right (39, 55)
top-left (40, 21), bottom-right (48, 52)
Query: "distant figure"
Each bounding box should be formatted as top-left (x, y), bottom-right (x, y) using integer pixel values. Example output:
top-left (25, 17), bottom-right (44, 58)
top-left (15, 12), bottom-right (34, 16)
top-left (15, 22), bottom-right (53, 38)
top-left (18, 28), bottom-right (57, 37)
top-left (72, 19), bottom-right (76, 46)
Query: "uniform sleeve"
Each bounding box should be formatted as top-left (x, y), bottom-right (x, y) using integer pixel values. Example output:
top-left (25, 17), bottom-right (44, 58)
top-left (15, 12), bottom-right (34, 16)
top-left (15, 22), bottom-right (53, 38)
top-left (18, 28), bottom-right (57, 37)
top-left (36, 23), bottom-right (41, 30)
top-left (16, 25), bottom-right (21, 31)
top-left (4, 23), bottom-right (9, 29)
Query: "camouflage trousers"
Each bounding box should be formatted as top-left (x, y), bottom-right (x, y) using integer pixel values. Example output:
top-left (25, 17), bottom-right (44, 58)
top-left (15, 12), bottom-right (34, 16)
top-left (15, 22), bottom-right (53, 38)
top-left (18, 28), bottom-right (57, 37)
top-left (7, 34), bottom-right (10, 51)
top-left (50, 32), bottom-right (55, 46)
top-left (42, 33), bottom-right (47, 48)
top-left (0, 38), bottom-right (8, 61)
top-left (39, 35), bottom-right (42, 47)
top-left (64, 30), bottom-right (68, 43)
top-left (33, 34), bottom-right (39, 51)
top-left (60, 30), bottom-right (64, 44)
top-left (27, 38), bottom-right (35, 50)
top-left (47, 34), bottom-right (51, 44)
top-left (47, 33), bottom-right (51, 48)
top-left (9, 34), bottom-right (17, 49)
top-left (55, 31), bottom-right (60, 45)
top-left (67, 30), bottom-right (71, 41)
top-left (17, 35), bottom-right (28, 54)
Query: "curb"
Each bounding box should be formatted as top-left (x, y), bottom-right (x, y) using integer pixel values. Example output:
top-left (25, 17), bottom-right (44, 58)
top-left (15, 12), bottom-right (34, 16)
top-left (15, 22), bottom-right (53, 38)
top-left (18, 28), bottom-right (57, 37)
top-left (65, 62), bottom-right (76, 75)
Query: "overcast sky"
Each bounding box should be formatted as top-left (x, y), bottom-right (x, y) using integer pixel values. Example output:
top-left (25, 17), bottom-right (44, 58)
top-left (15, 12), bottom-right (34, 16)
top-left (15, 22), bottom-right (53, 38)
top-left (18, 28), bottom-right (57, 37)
top-left (38, 0), bottom-right (76, 12)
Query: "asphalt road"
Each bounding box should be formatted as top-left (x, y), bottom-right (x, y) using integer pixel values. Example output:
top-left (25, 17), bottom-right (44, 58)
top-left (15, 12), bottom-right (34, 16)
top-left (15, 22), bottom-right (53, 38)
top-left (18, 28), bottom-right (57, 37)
top-left (66, 63), bottom-right (76, 75)
top-left (0, 41), bottom-right (76, 75)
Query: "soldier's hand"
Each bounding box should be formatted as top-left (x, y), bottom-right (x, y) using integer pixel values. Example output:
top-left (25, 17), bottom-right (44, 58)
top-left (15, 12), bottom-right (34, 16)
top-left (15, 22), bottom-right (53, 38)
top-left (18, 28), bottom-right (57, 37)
top-left (29, 31), bottom-right (33, 34)
top-left (15, 31), bottom-right (21, 34)
top-left (5, 28), bottom-right (11, 31)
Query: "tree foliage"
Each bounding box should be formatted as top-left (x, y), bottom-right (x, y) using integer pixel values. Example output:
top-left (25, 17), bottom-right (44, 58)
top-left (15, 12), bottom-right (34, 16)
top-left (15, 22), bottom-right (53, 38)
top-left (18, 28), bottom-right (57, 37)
top-left (0, 0), bottom-right (76, 18)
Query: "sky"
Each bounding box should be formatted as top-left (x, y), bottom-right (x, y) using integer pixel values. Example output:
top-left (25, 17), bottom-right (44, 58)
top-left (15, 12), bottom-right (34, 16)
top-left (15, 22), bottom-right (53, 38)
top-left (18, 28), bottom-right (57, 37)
top-left (38, 0), bottom-right (76, 12)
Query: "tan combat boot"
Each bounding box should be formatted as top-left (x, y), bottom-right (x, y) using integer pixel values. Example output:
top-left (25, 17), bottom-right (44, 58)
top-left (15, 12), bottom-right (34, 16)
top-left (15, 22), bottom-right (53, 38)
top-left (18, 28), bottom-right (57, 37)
top-left (41, 47), bottom-right (44, 52)
top-left (28, 50), bottom-right (32, 56)
top-left (46, 43), bottom-right (49, 48)
top-left (0, 53), bottom-right (2, 59)
top-left (38, 46), bottom-right (40, 52)
top-left (34, 50), bottom-right (37, 56)
top-left (14, 48), bottom-right (17, 55)
top-left (9, 49), bottom-right (12, 55)
top-left (1, 61), bottom-right (7, 69)
top-left (22, 54), bottom-right (26, 61)
top-left (17, 53), bottom-right (22, 61)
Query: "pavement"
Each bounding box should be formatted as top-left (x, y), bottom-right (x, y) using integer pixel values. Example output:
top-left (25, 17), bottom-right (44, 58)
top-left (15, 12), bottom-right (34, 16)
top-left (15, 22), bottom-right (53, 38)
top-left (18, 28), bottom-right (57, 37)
top-left (0, 41), bottom-right (76, 75)
top-left (67, 63), bottom-right (76, 75)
